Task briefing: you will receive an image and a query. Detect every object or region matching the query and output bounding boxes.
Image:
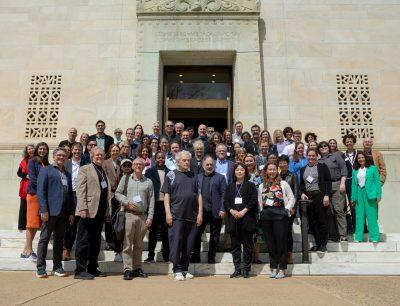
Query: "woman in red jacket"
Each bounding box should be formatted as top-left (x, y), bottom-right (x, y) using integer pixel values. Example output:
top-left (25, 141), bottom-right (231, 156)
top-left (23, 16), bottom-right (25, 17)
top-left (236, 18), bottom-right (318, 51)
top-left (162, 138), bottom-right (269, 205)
top-left (17, 144), bottom-right (35, 232)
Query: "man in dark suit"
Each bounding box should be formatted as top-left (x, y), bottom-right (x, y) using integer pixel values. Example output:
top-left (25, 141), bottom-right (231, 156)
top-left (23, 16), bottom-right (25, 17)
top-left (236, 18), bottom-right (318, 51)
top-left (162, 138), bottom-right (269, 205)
top-left (144, 151), bottom-right (170, 263)
top-left (191, 156), bottom-right (227, 263)
top-left (63, 142), bottom-right (89, 260)
top-left (88, 120), bottom-right (114, 154)
top-left (215, 143), bottom-right (235, 184)
top-left (36, 147), bottom-right (74, 278)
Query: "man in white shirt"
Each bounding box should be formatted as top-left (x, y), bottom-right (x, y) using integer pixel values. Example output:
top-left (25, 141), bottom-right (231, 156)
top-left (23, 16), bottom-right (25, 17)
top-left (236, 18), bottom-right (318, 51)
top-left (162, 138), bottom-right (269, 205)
top-left (232, 121), bottom-right (244, 145)
top-left (64, 142), bottom-right (88, 260)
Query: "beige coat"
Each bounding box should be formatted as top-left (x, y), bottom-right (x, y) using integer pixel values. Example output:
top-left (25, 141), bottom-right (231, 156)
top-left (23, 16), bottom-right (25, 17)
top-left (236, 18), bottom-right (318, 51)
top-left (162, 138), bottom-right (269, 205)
top-left (102, 158), bottom-right (121, 195)
top-left (372, 150), bottom-right (387, 184)
top-left (75, 163), bottom-right (112, 218)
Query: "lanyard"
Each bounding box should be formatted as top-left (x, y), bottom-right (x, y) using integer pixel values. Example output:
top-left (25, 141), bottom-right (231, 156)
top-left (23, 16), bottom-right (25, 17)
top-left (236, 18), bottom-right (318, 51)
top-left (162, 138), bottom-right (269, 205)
top-left (94, 165), bottom-right (106, 182)
top-left (235, 183), bottom-right (243, 198)
top-left (345, 150), bottom-right (357, 166)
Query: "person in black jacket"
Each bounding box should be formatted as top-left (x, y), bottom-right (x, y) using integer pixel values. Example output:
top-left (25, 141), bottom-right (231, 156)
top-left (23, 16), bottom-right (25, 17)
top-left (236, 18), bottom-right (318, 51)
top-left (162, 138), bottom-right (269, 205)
top-left (224, 162), bottom-right (258, 279)
top-left (88, 120), bottom-right (114, 155)
top-left (300, 148), bottom-right (332, 254)
top-left (144, 151), bottom-right (170, 263)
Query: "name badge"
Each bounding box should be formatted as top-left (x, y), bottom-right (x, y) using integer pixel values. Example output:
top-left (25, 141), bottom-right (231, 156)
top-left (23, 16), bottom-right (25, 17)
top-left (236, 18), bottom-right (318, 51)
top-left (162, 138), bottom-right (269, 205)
top-left (61, 178), bottom-right (68, 186)
top-left (306, 176), bottom-right (314, 184)
top-left (234, 197), bottom-right (242, 205)
top-left (133, 195), bottom-right (142, 203)
top-left (100, 180), bottom-right (108, 189)
top-left (259, 165), bottom-right (265, 171)
top-left (266, 199), bottom-right (274, 207)
top-left (227, 152), bottom-right (231, 157)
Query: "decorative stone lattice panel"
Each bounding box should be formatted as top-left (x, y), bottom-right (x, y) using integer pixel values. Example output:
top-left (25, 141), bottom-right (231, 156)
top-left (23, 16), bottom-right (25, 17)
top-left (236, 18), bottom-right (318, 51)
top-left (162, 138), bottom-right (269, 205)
top-left (25, 75), bottom-right (62, 139)
top-left (336, 74), bottom-right (374, 139)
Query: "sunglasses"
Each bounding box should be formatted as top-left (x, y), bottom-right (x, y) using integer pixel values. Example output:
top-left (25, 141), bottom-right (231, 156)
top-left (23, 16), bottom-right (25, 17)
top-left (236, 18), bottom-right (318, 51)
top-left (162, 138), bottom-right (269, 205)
top-left (320, 145), bottom-right (329, 148)
top-left (122, 164), bottom-right (131, 168)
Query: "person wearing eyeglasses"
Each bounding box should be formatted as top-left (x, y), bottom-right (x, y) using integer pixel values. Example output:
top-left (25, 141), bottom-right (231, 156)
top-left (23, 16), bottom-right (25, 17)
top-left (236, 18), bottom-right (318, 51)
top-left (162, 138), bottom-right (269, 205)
top-left (163, 120), bottom-right (180, 143)
top-left (300, 148), bottom-right (332, 254)
top-left (318, 141), bottom-right (348, 242)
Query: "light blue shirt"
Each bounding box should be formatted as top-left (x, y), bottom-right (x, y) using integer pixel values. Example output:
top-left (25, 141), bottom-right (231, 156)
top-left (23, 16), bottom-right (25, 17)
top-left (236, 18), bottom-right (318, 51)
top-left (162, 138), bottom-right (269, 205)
top-left (289, 157), bottom-right (308, 184)
top-left (215, 158), bottom-right (228, 178)
top-left (165, 156), bottom-right (177, 171)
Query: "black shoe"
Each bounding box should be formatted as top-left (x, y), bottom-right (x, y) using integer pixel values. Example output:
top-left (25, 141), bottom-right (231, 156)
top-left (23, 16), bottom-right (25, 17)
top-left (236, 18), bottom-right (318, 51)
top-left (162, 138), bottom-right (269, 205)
top-left (230, 270), bottom-right (242, 278)
top-left (208, 258), bottom-right (215, 264)
top-left (89, 270), bottom-right (106, 277)
top-left (123, 270), bottom-right (133, 280)
top-left (74, 271), bottom-right (95, 280)
top-left (190, 256), bottom-right (200, 263)
top-left (309, 246), bottom-right (319, 252)
top-left (144, 257), bottom-right (155, 264)
top-left (133, 268), bottom-right (148, 278)
top-left (243, 270), bottom-right (250, 278)
top-left (317, 246), bottom-right (327, 255)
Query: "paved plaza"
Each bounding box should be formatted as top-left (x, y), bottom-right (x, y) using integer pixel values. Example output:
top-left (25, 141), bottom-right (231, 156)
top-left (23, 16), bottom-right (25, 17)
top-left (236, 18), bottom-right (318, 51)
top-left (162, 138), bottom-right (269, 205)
top-left (1, 272), bottom-right (399, 305)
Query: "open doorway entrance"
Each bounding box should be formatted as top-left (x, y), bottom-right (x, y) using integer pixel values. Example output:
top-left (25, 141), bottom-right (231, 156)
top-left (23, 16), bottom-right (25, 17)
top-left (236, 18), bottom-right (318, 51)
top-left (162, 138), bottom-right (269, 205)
top-left (164, 66), bottom-right (232, 134)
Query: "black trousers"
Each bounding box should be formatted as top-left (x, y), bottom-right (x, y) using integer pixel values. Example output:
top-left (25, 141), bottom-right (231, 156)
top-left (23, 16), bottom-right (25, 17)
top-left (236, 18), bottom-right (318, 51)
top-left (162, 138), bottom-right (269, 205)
top-left (308, 192), bottom-right (328, 248)
top-left (18, 198), bottom-right (27, 231)
top-left (104, 198), bottom-right (122, 253)
top-left (230, 221), bottom-right (253, 272)
top-left (148, 201), bottom-right (169, 261)
top-left (75, 207), bottom-right (105, 274)
top-left (263, 217), bottom-right (288, 270)
top-left (168, 219), bottom-right (197, 273)
top-left (65, 217), bottom-right (78, 252)
top-left (192, 210), bottom-right (222, 261)
top-left (37, 210), bottom-right (68, 270)
top-left (287, 214), bottom-right (295, 252)
top-left (345, 178), bottom-right (355, 234)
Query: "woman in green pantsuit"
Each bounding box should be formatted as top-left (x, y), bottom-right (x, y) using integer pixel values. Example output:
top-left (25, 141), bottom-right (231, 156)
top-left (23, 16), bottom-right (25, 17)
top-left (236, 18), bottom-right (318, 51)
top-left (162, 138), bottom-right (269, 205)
top-left (351, 152), bottom-right (382, 242)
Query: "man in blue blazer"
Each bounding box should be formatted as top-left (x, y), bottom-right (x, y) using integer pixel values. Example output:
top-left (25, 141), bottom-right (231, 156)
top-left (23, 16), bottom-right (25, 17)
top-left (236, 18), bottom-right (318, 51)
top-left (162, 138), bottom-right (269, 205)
top-left (144, 151), bottom-right (170, 262)
top-left (36, 147), bottom-right (74, 278)
top-left (215, 143), bottom-right (235, 184)
top-left (191, 155), bottom-right (227, 263)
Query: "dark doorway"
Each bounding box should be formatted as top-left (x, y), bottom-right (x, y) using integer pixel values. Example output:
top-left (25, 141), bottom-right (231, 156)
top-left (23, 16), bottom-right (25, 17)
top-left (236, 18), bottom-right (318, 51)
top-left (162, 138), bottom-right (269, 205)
top-left (164, 66), bottom-right (232, 132)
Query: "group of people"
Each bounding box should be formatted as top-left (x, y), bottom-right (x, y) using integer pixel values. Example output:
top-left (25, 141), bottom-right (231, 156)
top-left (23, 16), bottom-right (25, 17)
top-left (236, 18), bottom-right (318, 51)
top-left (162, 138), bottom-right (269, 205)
top-left (17, 119), bottom-right (386, 280)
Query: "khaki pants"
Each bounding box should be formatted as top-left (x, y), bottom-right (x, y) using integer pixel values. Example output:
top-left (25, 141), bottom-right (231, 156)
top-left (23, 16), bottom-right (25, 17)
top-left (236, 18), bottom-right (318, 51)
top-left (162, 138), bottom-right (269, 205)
top-left (330, 181), bottom-right (347, 237)
top-left (122, 213), bottom-right (147, 271)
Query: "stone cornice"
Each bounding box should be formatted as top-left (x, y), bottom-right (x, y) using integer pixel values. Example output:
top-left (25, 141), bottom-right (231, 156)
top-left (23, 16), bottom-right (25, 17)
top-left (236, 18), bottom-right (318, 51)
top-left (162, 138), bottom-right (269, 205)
top-left (136, 0), bottom-right (261, 15)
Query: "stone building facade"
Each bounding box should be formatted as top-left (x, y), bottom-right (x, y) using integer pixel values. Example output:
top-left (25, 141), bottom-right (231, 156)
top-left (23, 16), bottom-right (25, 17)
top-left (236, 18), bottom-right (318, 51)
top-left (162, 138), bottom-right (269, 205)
top-left (0, 0), bottom-right (399, 231)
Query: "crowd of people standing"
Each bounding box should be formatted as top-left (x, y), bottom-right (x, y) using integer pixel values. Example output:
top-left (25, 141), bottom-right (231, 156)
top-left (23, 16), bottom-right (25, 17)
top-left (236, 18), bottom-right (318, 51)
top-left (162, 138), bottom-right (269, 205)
top-left (17, 119), bottom-right (386, 280)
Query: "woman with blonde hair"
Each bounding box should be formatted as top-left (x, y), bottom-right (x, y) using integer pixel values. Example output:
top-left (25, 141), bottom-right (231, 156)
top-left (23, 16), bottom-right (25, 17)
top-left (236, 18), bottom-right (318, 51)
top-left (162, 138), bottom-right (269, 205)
top-left (235, 147), bottom-right (246, 164)
top-left (272, 129), bottom-right (286, 156)
top-left (258, 162), bottom-right (295, 279)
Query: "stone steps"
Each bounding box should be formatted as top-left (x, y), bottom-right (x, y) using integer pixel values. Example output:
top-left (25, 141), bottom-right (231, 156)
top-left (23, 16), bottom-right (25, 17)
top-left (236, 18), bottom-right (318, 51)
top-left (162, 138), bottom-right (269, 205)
top-left (2, 230), bottom-right (400, 275)
top-left (2, 258), bottom-right (400, 276)
top-left (2, 248), bottom-right (400, 264)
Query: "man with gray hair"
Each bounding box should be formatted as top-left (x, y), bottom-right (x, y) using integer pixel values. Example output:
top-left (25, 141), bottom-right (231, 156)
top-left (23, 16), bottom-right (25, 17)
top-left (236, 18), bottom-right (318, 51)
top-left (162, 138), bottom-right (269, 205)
top-left (191, 156), bottom-right (227, 264)
top-left (161, 150), bottom-right (203, 281)
top-left (75, 147), bottom-right (112, 280)
top-left (36, 148), bottom-right (74, 278)
top-left (115, 157), bottom-right (154, 280)
top-left (175, 122), bottom-right (185, 138)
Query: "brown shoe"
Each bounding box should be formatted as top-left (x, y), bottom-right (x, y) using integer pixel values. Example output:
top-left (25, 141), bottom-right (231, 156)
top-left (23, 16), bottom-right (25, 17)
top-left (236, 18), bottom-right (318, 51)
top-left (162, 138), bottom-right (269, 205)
top-left (287, 252), bottom-right (293, 264)
top-left (63, 250), bottom-right (71, 261)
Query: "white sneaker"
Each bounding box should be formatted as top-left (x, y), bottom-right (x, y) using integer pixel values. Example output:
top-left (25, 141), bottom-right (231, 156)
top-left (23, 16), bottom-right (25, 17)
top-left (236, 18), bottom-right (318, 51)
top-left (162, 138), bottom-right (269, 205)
top-left (114, 253), bottom-right (123, 263)
top-left (183, 271), bottom-right (194, 279)
top-left (174, 272), bottom-right (185, 281)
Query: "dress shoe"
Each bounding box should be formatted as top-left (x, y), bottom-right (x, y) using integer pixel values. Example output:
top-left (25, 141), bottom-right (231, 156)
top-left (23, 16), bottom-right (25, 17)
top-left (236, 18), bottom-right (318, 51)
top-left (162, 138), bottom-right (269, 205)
top-left (74, 271), bottom-right (95, 280)
top-left (317, 246), bottom-right (327, 255)
top-left (207, 258), bottom-right (216, 264)
top-left (309, 246), bottom-right (319, 252)
top-left (242, 270), bottom-right (250, 278)
top-left (133, 268), bottom-right (148, 278)
top-left (123, 270), bottom-right (133, 280)
top-left (230, 270), bottom-right (242, 278)
top-left (190, 256), bottom-right (200, 263)
top-left (89, 270), bottom-right (107, 277)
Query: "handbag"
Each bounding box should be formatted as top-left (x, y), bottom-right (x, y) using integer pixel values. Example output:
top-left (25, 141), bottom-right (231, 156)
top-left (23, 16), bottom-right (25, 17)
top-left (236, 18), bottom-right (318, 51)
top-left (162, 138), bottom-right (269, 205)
top-left (112, 174), bottom-right (130, 241)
